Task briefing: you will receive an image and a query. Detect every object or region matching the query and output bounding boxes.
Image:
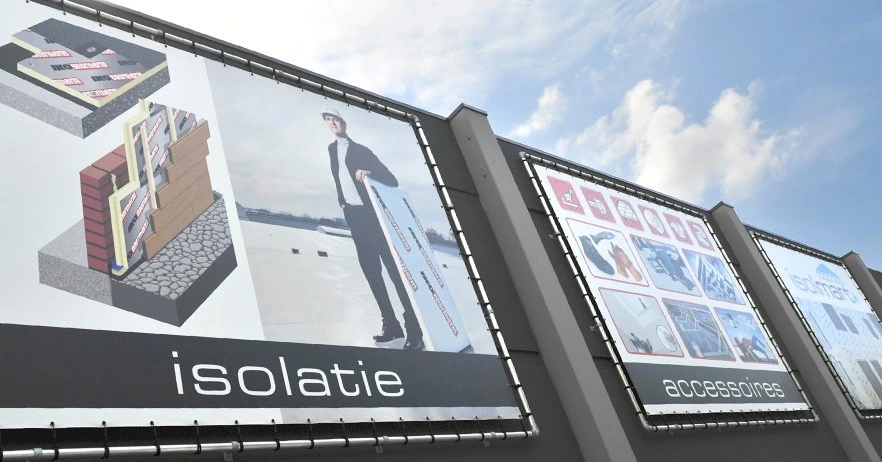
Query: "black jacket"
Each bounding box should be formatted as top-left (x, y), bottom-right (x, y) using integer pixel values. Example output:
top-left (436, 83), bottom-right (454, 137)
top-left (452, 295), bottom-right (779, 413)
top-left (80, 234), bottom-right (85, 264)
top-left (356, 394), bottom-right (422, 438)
top-left (329, 138), bottom-right (398, 207)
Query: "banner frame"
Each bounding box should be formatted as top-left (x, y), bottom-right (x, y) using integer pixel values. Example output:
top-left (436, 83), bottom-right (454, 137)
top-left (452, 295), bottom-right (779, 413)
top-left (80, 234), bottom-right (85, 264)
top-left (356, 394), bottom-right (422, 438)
top-left (521, 152), bottom-right (817, 431)
top-left (0, 0), bottom-right (538, 458)
top-left (751, 227), bottom-right (882, 420)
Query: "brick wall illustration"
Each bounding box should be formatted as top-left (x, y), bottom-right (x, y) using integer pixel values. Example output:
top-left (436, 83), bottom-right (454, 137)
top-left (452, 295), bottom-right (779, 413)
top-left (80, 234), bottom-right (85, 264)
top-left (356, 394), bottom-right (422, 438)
top-left (39, 99), bottom-right (237, 326)
top-left (79, 145), bottom-right (129, 273)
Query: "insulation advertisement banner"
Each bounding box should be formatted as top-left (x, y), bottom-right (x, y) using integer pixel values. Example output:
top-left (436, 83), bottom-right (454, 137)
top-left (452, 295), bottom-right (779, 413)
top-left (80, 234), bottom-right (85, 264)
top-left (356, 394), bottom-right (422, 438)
top-left (0, 3), bottom-right (518, 430)
top-left (759, 239), bottom-right (882, 410)
top-left (530, 163), bottom-right (810, 415)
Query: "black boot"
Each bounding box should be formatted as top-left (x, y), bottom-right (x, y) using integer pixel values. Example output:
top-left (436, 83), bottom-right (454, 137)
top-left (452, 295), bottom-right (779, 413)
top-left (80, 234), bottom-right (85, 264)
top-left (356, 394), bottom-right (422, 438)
top-left (403, 337), bottom-right (425, 350)
top-left (373, 321), bottom-right (404, 343)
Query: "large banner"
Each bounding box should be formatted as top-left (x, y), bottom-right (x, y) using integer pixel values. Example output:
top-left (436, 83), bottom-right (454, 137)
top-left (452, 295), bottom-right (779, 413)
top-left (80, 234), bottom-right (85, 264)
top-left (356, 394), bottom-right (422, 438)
top-left (758, 238), bottom-right (882, 411)
top-left (0, 3), bottom-right (519, 429)
top-left (529, 161), bottom-right (810, 415)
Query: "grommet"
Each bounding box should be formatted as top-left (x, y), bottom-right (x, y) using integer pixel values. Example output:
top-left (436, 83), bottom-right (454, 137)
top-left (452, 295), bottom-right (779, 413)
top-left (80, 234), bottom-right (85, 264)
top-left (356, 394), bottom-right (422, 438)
top-left (129, 20), bottom-right (135, 38)
top-left (101, 421), bottom-right (110, 459)
top-left (399, 418), bottom-right (408, 445)
top-left (193, 420), bottom-right (202, 455)
top-left (452, 417), bottom-right (461, 443)
top-left (520, 416), bottom-right (530, 439)
top-left (271, 419), bottom-right (280, 451)
top-left (339, 419), bottom-right (349, 448)
top-left (370, 418), bottom-right (380, 447)
top-left (59, 0), bottom-right (66, 15)
top-left (220, 51), bottom-right (227, 67)
top-left (49, 422), bottom-right (60, 461)
top-left (306, 419), bottom-right (314, 450)
top-left (235, 420), bottom-right (244, 453)
top-left (425, 418), bottom-right (435, 444)
top-left (498, 416), bottom-right (507, 440)
top-left (476, 416), bottom-right (485, 441)
top-left (150, 421), bottom-right (161, 456)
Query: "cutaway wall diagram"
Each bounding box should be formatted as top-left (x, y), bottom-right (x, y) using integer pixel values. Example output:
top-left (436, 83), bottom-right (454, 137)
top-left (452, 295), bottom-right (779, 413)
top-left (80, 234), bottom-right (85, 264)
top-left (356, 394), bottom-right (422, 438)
top-left (38, 100), bottom-right (236, 326)
top-left (0, 19), bottom-right (169, 138)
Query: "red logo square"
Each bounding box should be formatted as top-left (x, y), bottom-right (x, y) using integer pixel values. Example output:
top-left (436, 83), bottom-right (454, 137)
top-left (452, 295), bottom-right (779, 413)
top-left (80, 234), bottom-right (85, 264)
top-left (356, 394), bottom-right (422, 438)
top-left (547, 176), bottom-right (584, 214)
top-left (688, 221), bottom-right (715, 250)
top-left (581, 187), bottom-right (615, 223)
top-left (611, 197), bottom-right (643, 230)
top-left (664, 213), bottom-right (692, 245)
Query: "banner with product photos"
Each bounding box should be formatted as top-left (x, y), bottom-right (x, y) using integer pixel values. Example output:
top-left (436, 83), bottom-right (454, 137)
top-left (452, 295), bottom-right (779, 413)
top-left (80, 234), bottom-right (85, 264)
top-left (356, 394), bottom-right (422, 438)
top-left (758, 239), bottom-right (882, 411)
top-left (530, 162), bottom-right (811, 415)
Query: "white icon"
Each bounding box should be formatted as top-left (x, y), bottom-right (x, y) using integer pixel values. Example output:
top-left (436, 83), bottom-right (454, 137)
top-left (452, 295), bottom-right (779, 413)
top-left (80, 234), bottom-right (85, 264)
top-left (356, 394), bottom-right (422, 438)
top-left (693, 226), bottom-right (711, 247)
top-left (670, 221), bottom-right (687, 239)
top-left (559, 189), bottom-right (579, 209)
top-left (617, 201), bottom-right (638, 221)
top-left (643, 209), bottom-right (664, 234)
top-left (587, 198), bottom-right (607, 215)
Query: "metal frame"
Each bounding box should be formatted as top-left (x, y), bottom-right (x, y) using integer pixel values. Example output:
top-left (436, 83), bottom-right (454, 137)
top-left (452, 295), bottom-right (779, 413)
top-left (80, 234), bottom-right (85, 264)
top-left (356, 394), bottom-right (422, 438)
top-left (0, 0), bottom-right (538, 459)
top-left (751, 227), bottom-right (882, 420)
top-left (521, 152), bottom-right (817, 431)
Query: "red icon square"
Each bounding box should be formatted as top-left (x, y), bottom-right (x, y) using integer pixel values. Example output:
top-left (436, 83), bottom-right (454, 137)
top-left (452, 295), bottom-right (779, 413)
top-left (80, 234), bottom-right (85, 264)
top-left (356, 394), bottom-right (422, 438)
top-left (547, 176), bottom-right (584, 214)
top-left (581, 187), bottom-right (615, 223)
top-left (611, 197), bottom-right (643, 230)
top-left (664, 213), bottom-right (692, 245)
top-left (639, 205), bottom-right (669, 238)
top-left (688, 221), bottom-right (715, 250)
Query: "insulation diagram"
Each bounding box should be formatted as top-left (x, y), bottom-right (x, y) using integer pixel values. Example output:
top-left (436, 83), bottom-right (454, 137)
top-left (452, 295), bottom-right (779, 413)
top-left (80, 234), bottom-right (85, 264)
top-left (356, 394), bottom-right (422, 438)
top-left (38, 100), bottom-right (237, 326)
top-left (0, 19), bottom-right (169, 138)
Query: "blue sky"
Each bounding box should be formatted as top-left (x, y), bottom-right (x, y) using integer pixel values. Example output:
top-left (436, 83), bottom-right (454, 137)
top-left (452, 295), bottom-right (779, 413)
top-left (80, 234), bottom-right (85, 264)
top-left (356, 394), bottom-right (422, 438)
top-left (110, 0), bottom-right (882, 268)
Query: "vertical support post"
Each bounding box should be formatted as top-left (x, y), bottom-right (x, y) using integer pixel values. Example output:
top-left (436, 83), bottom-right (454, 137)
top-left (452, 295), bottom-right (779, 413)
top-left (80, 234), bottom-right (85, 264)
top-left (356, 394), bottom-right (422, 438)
top-left (448, 104), bottom-right (636, 462)
top-left (843, 252), bottom-right (882, 319)
top-left (709, 202), bottom-right (880, 462)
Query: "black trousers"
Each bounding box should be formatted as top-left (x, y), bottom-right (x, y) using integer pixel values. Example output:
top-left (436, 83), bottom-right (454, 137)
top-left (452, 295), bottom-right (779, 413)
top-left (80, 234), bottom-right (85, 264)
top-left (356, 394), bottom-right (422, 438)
top-left (344, 204), bottom-right (422, 339)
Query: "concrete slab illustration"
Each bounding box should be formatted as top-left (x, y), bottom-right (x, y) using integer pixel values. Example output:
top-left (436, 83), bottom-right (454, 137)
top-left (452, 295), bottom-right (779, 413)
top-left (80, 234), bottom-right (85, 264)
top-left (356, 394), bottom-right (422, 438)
top-left (0, 19), bottom-right (169, 137)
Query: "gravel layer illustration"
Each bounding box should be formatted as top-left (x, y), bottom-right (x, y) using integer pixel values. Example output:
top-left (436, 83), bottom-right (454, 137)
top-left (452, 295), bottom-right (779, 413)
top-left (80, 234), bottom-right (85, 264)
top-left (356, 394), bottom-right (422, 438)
top-left (39, 196), bottom-right (236, 326)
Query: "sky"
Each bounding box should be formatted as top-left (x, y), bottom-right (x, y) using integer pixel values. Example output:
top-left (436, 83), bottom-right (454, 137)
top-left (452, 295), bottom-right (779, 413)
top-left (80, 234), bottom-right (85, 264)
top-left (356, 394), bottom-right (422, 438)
top-left (108, 0), bottom-right (882, 269)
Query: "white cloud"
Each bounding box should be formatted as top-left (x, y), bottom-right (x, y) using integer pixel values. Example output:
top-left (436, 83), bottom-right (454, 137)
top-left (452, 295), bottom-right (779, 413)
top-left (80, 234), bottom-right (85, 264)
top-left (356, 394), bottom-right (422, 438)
top-left (557, 79), bottom-right (803, 202)
top-left (108, 0), bottom-right (692, 113)
top-left (509, 84), bottom-right (566, 137)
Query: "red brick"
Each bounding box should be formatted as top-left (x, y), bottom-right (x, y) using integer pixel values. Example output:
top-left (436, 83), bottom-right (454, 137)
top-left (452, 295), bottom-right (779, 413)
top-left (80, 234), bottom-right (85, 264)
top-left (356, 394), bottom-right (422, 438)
top-left (80, 166), bottom-right (110, 189)
top-left (111, 144), bottom-right (127, 158)
top-left (84, 218), bottom-right (112, 236)
top-left (92, 151), bottom-right (127, 174)
top-left (85, 228), bottom-right (113, 248)
top-left (87, 243), bottom-right (114, 260)
top-left (88, 255), bottom-right (111, 273)
top-left (82, 205), bottom-right (109, 224)
top-left (81, 194), bottom-right (109, 213)
top-left (80, 182), bottom-right (115, 202)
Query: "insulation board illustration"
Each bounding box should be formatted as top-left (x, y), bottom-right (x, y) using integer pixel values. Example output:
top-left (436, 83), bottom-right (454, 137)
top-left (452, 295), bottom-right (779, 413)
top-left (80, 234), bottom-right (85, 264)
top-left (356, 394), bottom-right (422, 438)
top-left (366, 178), bottom-right (471, 352)
top-left (0, 19), bottom-right (169, 137)
top-left (38, 100), bottom-right (236, 326)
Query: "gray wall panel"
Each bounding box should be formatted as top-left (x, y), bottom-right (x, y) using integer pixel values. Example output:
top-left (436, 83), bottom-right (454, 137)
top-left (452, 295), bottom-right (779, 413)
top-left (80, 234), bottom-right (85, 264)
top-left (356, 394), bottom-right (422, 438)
top-left (420, 114), bottom-right (479, 195)
top-left (448, 188), bottom-right (539, 352)
top-left (526, 208), bottom-right (614, 359)
top-left (497, 139), bottom-right (546, 214)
